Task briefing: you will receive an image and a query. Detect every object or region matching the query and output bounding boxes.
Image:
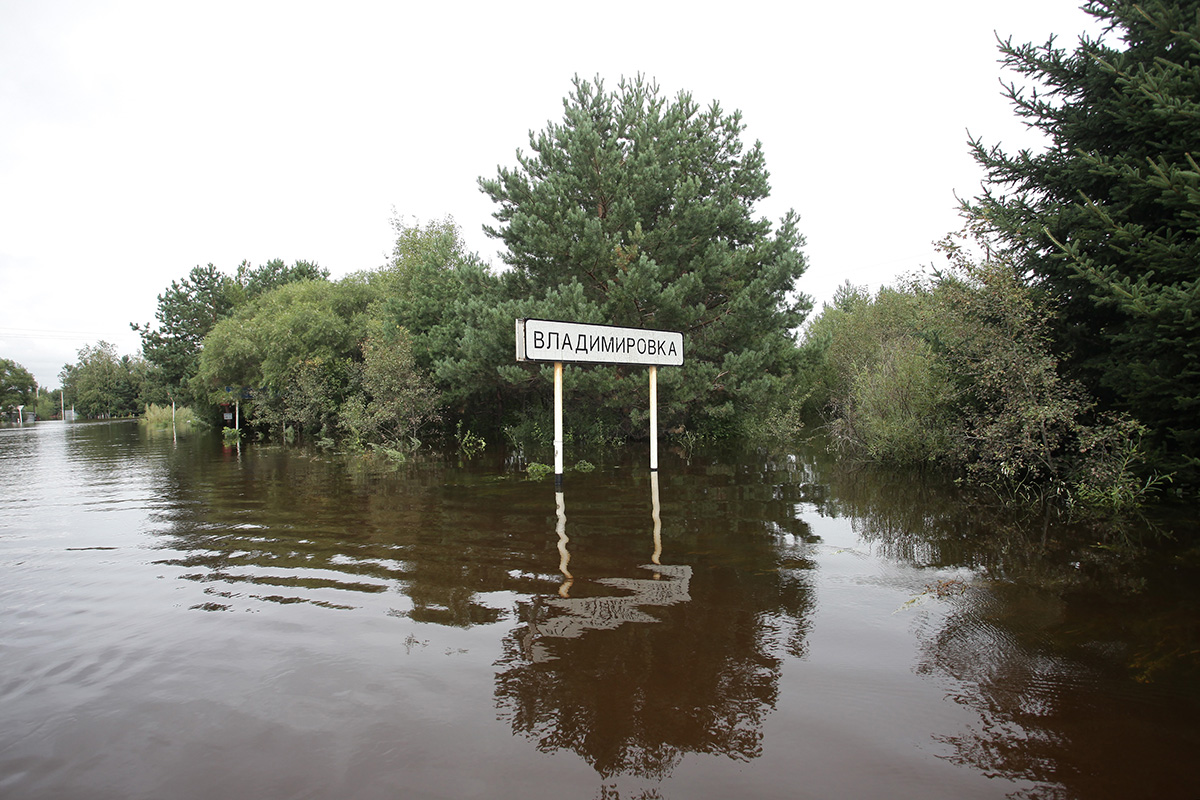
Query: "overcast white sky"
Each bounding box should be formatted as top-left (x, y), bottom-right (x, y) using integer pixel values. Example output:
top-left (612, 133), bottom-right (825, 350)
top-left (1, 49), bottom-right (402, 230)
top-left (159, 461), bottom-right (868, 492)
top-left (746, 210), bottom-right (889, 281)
top-left (1, 0), bottom-right (1103, 388)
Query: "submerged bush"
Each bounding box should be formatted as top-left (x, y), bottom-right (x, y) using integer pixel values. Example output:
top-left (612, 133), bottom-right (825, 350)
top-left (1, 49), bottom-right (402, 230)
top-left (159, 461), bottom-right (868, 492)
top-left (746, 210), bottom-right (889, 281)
top-left (526, 462), bottom-right (554, 481)
top-left (455, 422), bottom-right (486, 459)
top-left (830, 333), bottom-right (954, 465)
top-left (799, 226), bottom-right (1163, 510)
top-left (141, 403), bottom-right (200, 431)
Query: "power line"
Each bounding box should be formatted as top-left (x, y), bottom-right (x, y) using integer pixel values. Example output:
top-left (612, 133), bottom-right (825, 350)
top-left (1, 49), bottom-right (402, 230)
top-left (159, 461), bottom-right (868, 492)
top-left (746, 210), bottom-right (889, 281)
top-left (0, 327), bottom-right (133, 342)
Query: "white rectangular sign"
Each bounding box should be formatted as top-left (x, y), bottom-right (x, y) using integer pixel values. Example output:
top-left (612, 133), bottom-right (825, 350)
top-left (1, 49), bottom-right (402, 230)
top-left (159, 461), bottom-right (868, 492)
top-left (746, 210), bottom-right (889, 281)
top-left (516, 319), bottom-right (684, 366)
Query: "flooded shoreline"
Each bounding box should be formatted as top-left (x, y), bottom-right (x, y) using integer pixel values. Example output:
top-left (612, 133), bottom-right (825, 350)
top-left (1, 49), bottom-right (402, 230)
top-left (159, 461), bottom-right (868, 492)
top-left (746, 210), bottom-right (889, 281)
top-left (2, 420), bottom-right (1196, 799)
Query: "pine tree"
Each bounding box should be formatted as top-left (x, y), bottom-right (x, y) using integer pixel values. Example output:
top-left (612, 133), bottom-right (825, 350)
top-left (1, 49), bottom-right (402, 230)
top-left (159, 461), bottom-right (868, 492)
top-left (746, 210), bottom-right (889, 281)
top-left (132, 264), bottom-right (239, 403)
top-left (479, 75), bottom-right (810, 437)
top-left (966, 0), bottom-right (1200, 483)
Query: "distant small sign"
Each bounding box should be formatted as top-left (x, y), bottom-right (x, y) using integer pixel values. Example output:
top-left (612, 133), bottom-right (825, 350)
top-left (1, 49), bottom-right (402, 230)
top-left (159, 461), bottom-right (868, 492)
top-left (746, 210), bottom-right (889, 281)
top-left (516, 319), bottom-right (684, 367)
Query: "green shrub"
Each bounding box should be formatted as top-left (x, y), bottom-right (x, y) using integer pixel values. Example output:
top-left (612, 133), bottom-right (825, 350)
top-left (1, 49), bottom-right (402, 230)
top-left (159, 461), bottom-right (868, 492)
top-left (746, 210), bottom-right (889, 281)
top-left (455, 421), bottom-right (486, 458)
top-left (798, 225), bottom-right (1164, 510)
top-left (142, 403), bottom-right (200, 431)
top-left (526, 462), bottom-right (554, 481)
top-left (831, 335), bottom-right (953, 464)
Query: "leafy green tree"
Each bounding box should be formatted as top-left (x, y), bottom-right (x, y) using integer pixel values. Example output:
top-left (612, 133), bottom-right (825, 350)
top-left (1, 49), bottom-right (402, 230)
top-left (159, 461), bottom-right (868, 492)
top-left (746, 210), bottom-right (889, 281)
top-left (60, 341), bottom-right (147, 418)
top-left (802, 286), bottom-right (956, 465)
top-left (921, 232), bottom-right (1146, 504)
top-left (340, 322), bottom-right (441, 448)
top-left (195, 277), bottom-right (377, 438)
top-left (199, 281), bottom-right (328, 393)
top-left (132, 264), bottom-right (239, 402)
top-left (275, 357), bottom-right (356, 442)
top-left (372, 216), bottom-right (499, 376)
top-left (135, 260), bottom-right (329, 406)
top-left (794, 281), bottom-right (870, 417)
top-left (800, 226), bottom-right (1159, 510)
top-left (478, 75), bottom-right (810, 437)
top-left (965, 0), bottom-right (1200, 483)
top-left (1, 358), bottom-right (37, 411)
top-left (35, 388), bottom-right (62, 420)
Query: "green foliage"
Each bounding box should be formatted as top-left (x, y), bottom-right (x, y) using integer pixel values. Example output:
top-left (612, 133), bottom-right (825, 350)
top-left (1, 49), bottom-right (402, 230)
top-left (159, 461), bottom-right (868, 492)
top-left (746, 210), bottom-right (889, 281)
top-left (525, 462), bottom-right (554, 481)
top-left (801, 283), bottom-right (954, 464)
top-left (34, 388), bottom-right (62, 420)
top-left (339, 323), bottom-right (440, 448)
top-left (805, 287), bottom-right (955, 465)
top-left (192, 266), bottom-right (441, 448)
top-left (965, 0), bottom-right (1200, 484)
top-left (1071, 414), bottom-right (1166, 513)
top-left (132, 264), bottom-right (239, 403)
top-left (370, 216), bottom-right (505, 423)
top-left (833, 333), bottom-right (954, 464)
top-left (478, 75), bottom-right (810, 438)
top-left (59, 341), bottom-right (148, 418)
top-left (502, 415), bottom-right (553, 457)
top-left (801, 227), bottom-right (1162, 510)
top-left (573, 459), bottom-right (595, 472)
top-left (923, 232), bottom-right (1097, 496)
top-left (274, 357), bottom-right (355, 441)
top-left (222, 426), bottom-right (241, 444)
top-left (195, 277), bottom-right (373, 402)
top-left (1, 358), bottom-right (37, 410)
top-left (455, 421), bottom-right (486, 458)
top-left (134, 259), bottom-right (330, 406)
top-left (239, 258), bottom-right (329, 300)
top-left (141, 403), bottom-right (200, 432)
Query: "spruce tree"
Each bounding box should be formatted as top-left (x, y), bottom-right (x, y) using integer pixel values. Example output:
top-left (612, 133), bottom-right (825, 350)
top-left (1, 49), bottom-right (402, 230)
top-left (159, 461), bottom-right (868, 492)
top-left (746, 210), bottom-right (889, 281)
top-left (479, 75), bottom-right (809, 437)
top-left (966, 0), bottom-right (1200, 483)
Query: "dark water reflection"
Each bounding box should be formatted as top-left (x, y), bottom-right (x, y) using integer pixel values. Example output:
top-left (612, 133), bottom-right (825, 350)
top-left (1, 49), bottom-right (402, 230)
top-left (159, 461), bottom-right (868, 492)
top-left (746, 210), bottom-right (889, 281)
top-left (494, 475), bottom-right (812, 782)
top-left (1, 421), bottom-right (1196, 799)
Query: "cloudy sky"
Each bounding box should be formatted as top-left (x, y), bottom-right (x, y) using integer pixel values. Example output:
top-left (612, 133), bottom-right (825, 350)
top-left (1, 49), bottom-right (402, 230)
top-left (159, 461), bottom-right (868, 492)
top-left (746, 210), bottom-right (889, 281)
top-left (1, 0), bottom-right (1103, 388)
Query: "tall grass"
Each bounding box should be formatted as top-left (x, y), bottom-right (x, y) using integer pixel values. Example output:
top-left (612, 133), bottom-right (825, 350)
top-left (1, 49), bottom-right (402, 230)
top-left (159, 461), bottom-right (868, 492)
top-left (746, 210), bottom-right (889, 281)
top-left (141, 403), bottom-right (201, 432)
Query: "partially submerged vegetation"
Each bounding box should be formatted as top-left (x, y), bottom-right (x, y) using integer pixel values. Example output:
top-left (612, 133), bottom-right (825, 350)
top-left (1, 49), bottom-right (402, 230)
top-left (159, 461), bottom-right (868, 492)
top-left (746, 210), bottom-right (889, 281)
top-left (797, 0), bottom-right (1199, 510)
top-left (798, 227), bottom-right (1163, 512)
top-left (30, 2), bottom-right (1196, 516)
top-left (140, 403), bottom-right (201, 433)
top-left (122, 77), bottom-right (810, 455)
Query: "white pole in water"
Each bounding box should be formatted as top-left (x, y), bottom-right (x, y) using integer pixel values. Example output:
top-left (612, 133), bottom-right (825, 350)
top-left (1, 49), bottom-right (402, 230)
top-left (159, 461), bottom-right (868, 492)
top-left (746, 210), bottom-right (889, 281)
top-left (649, 365), bottom-right (659, 472)
top-left (650, 470), bottom-right (662, 567)
top-left (554, 361), bottom-right (564, 490)
top-left (555, 490), bottom-right (572, 597)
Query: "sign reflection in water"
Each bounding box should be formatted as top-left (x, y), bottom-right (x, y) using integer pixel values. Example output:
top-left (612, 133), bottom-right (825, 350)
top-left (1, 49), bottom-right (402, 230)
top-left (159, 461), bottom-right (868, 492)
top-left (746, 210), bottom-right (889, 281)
top-left (2, 421), bottom-right (1198, 800)
top-left (494, 468), bottom-right (814, 782)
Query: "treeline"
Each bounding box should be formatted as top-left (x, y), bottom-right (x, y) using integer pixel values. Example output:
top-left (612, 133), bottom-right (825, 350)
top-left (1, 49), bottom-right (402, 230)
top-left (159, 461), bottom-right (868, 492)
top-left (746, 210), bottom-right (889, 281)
top-left (0, 358), bottom-right (62, 420)
top-left (50, 1), bottom-right (1200, 505)
top-left (792, 0), bottom-right (1199, 502)
top-left (796, 226), bottom-right (1159, 510)
top-left (125, 76), bottom-right (810, 452)
top-left (59, 343), bottom-right (145, 418)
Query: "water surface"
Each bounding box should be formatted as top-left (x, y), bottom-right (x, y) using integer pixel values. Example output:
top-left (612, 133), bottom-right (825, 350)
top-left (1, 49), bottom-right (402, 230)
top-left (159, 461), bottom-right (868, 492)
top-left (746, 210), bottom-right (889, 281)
top-left (1, 421), bottom-right (1196, 799)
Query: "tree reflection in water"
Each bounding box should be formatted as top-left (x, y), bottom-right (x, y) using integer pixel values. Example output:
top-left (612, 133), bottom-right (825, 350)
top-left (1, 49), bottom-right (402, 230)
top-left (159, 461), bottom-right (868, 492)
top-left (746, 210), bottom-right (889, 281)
top-left (494, 469), bottom-right (816, 784)
top-left (151, 445), bottom-right (518, 625)
top-left (809, 450), bottom-right (1200, 799)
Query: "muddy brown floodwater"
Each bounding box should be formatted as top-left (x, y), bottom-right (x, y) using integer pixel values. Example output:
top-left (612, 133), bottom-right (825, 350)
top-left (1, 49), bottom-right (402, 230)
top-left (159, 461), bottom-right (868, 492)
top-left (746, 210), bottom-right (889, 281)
top-left (1, 420), bottom-right (1197, 799)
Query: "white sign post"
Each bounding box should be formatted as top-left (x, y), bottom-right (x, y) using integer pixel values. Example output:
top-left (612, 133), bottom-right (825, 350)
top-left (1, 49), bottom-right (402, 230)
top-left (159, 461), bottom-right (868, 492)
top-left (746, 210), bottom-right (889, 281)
top-left (516, 319), bottom-right (684, 486)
